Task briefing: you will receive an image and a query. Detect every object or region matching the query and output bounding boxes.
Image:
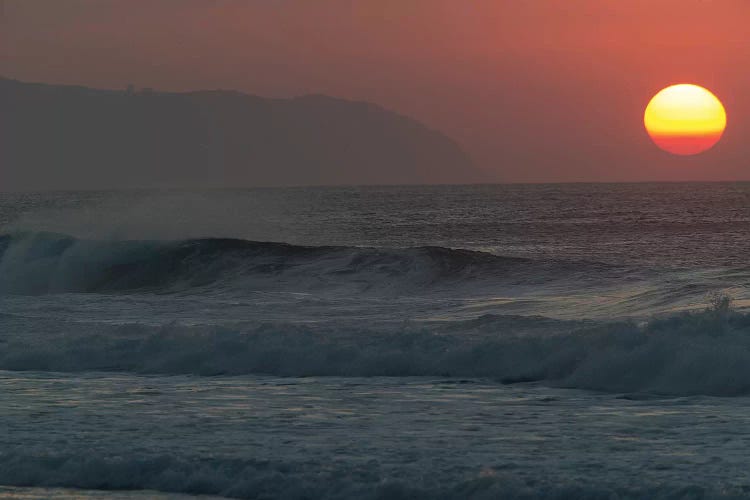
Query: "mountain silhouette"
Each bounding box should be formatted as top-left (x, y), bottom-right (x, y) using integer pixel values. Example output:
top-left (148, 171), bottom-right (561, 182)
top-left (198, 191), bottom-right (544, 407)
top-left (0, 77), bottom-right (480, 190)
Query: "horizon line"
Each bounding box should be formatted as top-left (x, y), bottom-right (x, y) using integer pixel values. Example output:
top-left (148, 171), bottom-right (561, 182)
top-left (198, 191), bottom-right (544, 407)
top-left (4, 179), bottom-right (750, 195)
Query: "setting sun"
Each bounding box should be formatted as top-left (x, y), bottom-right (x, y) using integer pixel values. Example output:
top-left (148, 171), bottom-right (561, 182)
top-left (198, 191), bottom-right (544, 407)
top-left (644, 84), bottom-right (727, 156)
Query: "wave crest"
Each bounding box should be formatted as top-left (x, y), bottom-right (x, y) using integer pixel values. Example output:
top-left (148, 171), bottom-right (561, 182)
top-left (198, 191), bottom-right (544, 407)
top-left (2, 310), bottom-right (749, 396)
top-left (0, 232), bottom-right (612, 295)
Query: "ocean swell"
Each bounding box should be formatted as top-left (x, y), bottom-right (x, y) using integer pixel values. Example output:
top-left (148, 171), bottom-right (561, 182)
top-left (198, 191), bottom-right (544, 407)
top-left (0, 232), bottom-right (624, 294)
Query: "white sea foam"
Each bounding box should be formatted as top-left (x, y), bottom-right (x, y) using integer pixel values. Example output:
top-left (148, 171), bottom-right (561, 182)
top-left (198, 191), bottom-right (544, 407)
top-left (4, 186), bottom-right (750, 498)
top-left (1, 308), bottom-right (748, 396)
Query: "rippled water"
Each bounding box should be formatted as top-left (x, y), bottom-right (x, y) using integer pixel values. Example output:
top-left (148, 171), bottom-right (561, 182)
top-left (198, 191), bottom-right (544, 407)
top-left (4, 372), bottom-right (750, 499)
top-left (2, 184), bottom-right (750, 498)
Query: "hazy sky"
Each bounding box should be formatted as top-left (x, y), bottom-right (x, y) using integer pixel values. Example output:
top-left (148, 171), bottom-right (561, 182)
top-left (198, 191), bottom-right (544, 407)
top-left (3, 0), bottom-right (750, 182)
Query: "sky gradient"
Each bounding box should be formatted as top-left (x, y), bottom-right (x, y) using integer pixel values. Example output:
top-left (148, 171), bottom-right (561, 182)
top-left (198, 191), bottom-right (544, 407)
top-left (3, 0), bottom-right (750, 183)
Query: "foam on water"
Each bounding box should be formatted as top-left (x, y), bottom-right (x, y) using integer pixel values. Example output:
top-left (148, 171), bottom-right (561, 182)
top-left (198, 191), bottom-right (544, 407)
top-left (2, 231), bottom-right (750, 396)
top-left (2, 306), bottom-right (750, 396)
top-left (4, 186), bottom-right (750, 497)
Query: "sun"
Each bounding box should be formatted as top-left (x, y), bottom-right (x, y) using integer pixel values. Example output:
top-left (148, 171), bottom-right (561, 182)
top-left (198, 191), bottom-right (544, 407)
top-left (644, 84), bottom-right (727, 156)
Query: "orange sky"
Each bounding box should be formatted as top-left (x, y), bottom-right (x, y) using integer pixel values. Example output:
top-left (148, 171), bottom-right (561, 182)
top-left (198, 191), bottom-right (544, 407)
top-left (3, 0), bottom-right (750, 182)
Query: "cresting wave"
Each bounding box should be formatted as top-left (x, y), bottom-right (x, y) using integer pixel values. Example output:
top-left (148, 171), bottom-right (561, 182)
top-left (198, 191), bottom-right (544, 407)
top-left (2, 231), bottom-right (745, 396)
top-left (0, 232), bottom-right (625, 294)
top-left (2, 310), bottom-right (749, 396)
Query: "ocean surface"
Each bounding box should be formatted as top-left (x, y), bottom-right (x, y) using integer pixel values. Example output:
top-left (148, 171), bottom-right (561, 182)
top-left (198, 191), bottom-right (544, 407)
top-left (3, 183), bottom-right (750, 499)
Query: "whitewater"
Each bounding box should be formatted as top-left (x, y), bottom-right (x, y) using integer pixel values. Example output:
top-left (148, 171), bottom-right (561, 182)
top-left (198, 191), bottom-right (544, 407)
top-left (3, 184), bottom-right (750, 499)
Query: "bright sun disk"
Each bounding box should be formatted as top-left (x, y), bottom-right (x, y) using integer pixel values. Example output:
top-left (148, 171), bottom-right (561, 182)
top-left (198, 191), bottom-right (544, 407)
top-left (644, 84), bottom-right (727, 156)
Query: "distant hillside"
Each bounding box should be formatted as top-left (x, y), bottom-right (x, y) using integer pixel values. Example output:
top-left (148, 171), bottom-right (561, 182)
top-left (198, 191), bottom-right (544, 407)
top-left (0, 77), bottom-right (480, 190)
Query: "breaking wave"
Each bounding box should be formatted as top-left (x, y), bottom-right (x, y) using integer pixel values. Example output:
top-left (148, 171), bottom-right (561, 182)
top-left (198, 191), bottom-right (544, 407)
top-left (2, 232), bottom-right (746, 396)
top-left (0, 232), bottom-right (626, 294)
top-left (3, 309), bottom-right (750, 396)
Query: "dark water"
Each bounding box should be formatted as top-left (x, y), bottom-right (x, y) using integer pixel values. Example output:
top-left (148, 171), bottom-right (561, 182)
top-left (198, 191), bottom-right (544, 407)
top-left (4, 183), bottom-right (750, 267)
top-left (2, 184), bottom-right (750, 498)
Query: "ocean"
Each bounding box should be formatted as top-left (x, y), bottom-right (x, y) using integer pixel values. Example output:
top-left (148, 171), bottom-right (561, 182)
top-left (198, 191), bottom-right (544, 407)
top-left (2, 183), bottom-right (750, 499)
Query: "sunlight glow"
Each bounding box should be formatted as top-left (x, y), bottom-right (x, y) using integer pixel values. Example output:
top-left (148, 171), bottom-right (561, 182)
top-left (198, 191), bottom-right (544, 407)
top-left (644, 84), bottom-right (727, 156)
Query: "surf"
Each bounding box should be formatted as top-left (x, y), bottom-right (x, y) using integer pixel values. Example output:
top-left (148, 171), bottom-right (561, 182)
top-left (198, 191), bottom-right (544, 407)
top-left (0, 232), bottom-right (622, 295)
